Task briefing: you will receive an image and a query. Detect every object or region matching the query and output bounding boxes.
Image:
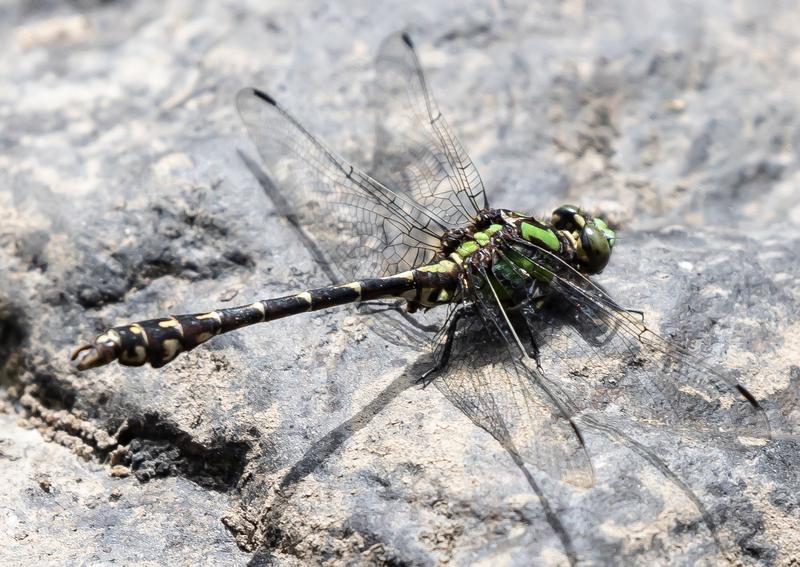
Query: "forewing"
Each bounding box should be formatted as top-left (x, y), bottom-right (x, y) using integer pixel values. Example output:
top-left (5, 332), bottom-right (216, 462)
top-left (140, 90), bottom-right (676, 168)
top-left (504, 236), bottom-right (771, 440)
top-left (236, 87), bottom-right (445, 281)
top-left (370, 32), bottom-right (488, 225)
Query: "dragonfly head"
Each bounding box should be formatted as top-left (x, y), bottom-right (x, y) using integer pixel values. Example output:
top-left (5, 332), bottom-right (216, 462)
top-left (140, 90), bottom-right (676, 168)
top-left (551, 204), bottom-right (616, 274)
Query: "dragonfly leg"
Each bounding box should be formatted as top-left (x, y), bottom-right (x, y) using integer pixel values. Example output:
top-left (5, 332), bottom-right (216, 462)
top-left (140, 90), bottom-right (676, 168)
top-left (529, 335), bottom-right (544, 372)
top-left (514, 313), bottom-right (544, 371)
top-left (417, 307), bottom-right (468, 388)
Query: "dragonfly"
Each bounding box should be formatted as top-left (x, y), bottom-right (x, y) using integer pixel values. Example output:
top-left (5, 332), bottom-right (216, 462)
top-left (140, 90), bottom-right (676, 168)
top-left (71, 32), bottom-right (771, 487)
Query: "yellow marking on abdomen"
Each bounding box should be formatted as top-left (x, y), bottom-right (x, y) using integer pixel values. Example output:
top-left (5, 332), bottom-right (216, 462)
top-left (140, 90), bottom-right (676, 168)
top-left (98, 330), bottom-right (121, 346)
top-left (195, 332), bottom-right (214, 344)
top-left (159, 318), bottom-right (184, 336)
top-left (161, 339), bottom-right (182, 362)
top-left (120, 345), bottom-right (146, 365)
top-left (297, 292), bottom-right (313, 307)
top-left (342, 282), bottom-right (362, 296)
top-left (129, 324), bottom-right (149, 345)
top-left (250, 301), bottom-right (266, 321)
top-left (196, 311), bottom-right (222, 323)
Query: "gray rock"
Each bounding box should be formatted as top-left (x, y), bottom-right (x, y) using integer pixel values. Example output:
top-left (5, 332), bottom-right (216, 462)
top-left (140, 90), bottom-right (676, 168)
top-left (1, 0), bottom-right (799, 565)
top-left (0, 413), bottom-right (243, 565)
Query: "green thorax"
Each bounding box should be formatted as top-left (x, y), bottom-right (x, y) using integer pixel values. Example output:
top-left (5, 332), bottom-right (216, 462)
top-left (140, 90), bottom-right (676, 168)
top-left (455, 223), bottom-right (504, 258)
top-left (453, 217), bottom-right (561, 261)
top-left (447, 216), bottom-right (562, 303)
top-left (518, 220), bottom-right (561, 253)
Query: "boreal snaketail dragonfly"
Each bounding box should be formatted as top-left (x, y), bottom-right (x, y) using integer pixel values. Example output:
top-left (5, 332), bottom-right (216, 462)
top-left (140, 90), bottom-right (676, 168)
top-left (72, 33), bottom-right (771, 487)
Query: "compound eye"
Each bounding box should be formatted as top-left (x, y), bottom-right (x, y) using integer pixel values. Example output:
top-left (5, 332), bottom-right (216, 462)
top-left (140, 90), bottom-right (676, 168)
top-left (592, 217), bottom-right (616, 249)
top-left (551, 204), bottom-right (581, 230)
top-left (580, 224), bottom-right (611, 273)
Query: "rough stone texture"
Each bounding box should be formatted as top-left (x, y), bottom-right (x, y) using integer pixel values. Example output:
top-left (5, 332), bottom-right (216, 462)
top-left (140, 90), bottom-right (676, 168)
top-left (1, 0), bottom-right (799, 565)
top-left (0, 413), bottom-right (242, 565)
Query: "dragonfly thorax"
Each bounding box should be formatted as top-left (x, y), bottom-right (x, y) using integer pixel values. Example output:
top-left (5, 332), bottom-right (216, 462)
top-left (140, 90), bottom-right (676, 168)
top-left (435, 206), bottom-right (616, 276)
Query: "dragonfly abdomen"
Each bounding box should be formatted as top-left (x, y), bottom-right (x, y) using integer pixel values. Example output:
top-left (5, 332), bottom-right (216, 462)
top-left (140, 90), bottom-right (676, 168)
top-left (72, 266), bottom-right (458, 371)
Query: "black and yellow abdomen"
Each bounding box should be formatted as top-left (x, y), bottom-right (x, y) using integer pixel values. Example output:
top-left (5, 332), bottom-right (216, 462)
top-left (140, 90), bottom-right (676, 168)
top-left (72, 266), bottom-right (460, 370)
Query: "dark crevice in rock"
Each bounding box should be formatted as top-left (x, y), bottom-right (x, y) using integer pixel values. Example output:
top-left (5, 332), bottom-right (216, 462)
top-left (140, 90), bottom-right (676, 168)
top-left (0, 301), bottom-right (28, 390)
top-left (26, 368), bottom-right (78, 410)
top-left (6, 353), bottom-right (121, 458)
top-left (6, 362), bottom-right (252, 492)
top-left (73, 248), bottom-right (255, 310)
top-left (114, 413), bottom-right (251, 491)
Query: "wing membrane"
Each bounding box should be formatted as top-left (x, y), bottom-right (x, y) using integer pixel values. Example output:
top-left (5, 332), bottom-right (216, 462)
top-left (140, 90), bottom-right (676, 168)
top-left (237, 34), bottom-right (489, 281)
top-left (370, 32), bottom-right (488, 225)
top-left (431, 275), bottom-right (595, 488)
top-left (501, 236), bottom-right (771, 439)
top-left (236, 87), bottom-right (445, 281)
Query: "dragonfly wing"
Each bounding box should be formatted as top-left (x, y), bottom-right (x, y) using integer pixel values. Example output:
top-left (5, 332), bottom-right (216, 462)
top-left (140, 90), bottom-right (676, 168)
top-left (236, 87), bottom-right (446, 281)
top-left (369, 32), bottom-right (488, 225)
top-left (431, 278), bottom-right (595, 488)
top-left (504, 236), bottom-right (772, 440)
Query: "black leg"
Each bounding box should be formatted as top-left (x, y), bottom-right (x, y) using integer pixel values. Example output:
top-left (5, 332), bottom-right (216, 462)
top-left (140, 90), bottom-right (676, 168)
top-left (418, 308), bottom-right (467, 387)
top-left (516, 313), bottom-right (544, 371)
top-left (529, 333), bottom-right (543, 372)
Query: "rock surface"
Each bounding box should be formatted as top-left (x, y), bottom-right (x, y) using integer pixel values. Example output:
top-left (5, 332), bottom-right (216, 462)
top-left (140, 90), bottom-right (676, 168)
top-left (1, 0), bottom-right (799, 565)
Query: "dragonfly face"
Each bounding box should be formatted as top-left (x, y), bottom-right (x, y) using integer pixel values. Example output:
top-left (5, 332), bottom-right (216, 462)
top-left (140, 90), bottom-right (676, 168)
top-left (551, 204), bottom-right (616, 274)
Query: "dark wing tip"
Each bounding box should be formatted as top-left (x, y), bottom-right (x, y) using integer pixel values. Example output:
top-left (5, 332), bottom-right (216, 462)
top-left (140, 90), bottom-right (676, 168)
top-left (401, 32), bottom-right (414, 48)
top-left (251, 88), bottom-right (277, 106)
top-left (734, 384), bottom-right (773, 439)
top-left (236, 87), bottom-right (278, 108)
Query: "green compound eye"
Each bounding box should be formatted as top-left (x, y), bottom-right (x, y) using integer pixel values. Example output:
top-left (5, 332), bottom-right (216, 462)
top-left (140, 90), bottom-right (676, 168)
top-left (579, 223), bottom-right (611, 273)
top-left (592, 218), bottom-right (616, 249)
